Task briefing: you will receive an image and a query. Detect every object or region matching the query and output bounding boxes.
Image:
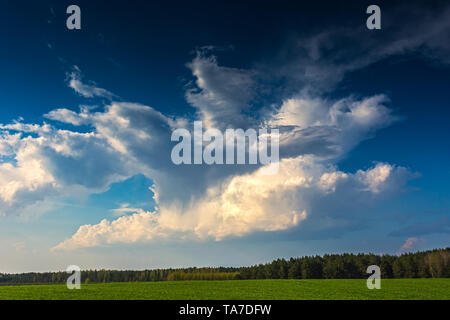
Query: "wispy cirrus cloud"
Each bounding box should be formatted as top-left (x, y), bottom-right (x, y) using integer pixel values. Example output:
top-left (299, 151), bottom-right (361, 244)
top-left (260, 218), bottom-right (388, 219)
top-left (186, 50), bottom-right (257, 129)
top-left (264, 2), bottom-right (450, 93)
top-left (67, 66), bottom-right (116, 99)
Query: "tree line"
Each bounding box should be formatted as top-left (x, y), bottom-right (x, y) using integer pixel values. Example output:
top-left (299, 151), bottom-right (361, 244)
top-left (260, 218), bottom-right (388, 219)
top-left (167, 271), bottom-right (240, 281)
top-left (0, 247), bottom-right (448, 284)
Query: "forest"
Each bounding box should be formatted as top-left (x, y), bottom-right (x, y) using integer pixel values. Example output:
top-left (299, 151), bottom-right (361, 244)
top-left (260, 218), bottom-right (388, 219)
top-left (0, 247), bottom-right (448, 284)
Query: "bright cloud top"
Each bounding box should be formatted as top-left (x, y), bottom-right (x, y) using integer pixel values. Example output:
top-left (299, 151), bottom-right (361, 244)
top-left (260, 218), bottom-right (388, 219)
top-left (53, 158), bottom-right (409, 250)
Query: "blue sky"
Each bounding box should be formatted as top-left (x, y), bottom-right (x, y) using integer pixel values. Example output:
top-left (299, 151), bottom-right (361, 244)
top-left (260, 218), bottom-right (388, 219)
top-left (0, 0), bottom-right (449, 272)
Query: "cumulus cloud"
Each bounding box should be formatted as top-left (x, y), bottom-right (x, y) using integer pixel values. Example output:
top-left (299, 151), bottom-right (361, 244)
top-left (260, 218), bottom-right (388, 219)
top-left (8, 2), bottom-right (450, 249)
top-left (0, 100), bottom-right (184, 217)
top-left (53, 157), bottom-right (413, 250)
top-left (1, 59), bottom-right (416, 248)
top-left (0, 122), bottom-right (126, 217)
top-left (1, 55), bottom-right (416, 247)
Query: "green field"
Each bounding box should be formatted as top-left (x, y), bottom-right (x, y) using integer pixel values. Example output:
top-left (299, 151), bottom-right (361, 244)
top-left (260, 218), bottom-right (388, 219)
top-left (0, 279), bottom-right (449, 300)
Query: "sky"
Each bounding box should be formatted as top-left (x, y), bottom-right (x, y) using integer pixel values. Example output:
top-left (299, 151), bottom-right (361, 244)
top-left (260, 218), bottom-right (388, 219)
top-left (0, 0), bottom-right (449, 273)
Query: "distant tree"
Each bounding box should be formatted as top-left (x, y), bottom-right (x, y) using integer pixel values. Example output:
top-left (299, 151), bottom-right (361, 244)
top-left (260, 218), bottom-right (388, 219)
top-left (380, 255), bottom-right (395, 278)
top-left (1, 248), bottom-right (449, 284)
top-left (288, 259), bottom-right (302, 279)
top-left (301, 257), bottom-right (323, 279)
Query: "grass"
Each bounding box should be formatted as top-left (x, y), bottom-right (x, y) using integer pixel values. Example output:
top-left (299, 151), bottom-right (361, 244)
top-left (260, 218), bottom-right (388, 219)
top-left (0, 279), bottom-right (449, 300)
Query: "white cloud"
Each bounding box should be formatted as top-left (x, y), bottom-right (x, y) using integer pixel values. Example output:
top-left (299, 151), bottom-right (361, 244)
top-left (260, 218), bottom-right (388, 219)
top-left (0, 126), bottom-right (58, 212)
top-left (45, 107), bottom-right (90, 126)
top-left (0, 121), bottom-right (51, 134)
top-left (67, 66), bottom-right (116, 99)
top-left (0, 99), bottom-right (195, 218)
top-left (272, 94), bottom-right (397, 160)
top-left (0, 121), bottom-right (129, 217)
top-left (318, 171), bottom-right (348, 193)
top-left (0, 132), bottom-right (22, 157)
top-left (357, 164), bottom-right (392, 193)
